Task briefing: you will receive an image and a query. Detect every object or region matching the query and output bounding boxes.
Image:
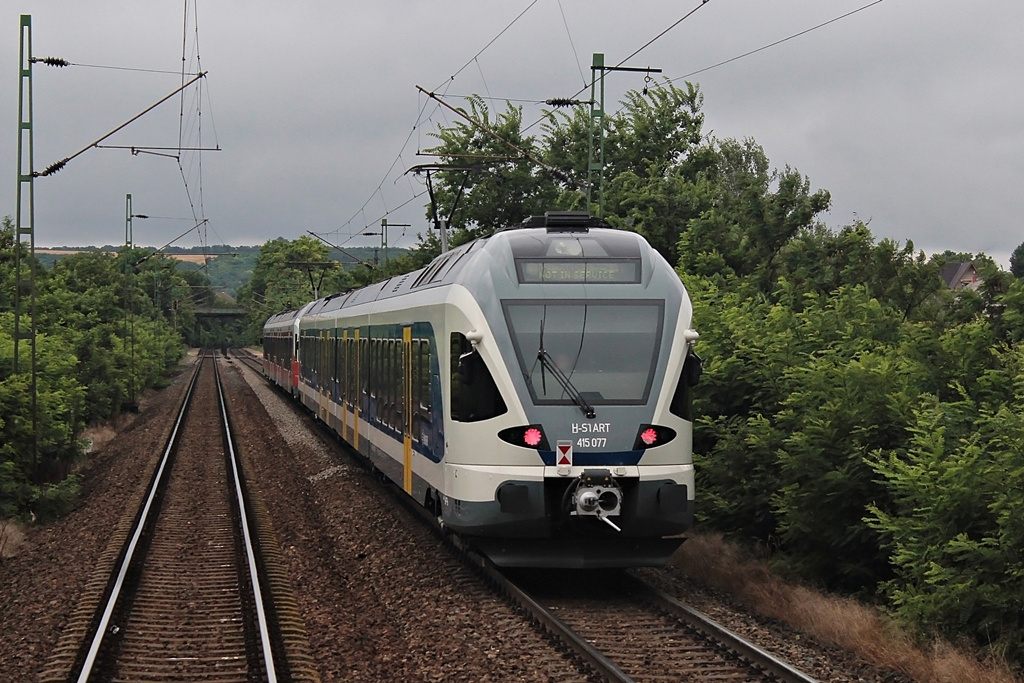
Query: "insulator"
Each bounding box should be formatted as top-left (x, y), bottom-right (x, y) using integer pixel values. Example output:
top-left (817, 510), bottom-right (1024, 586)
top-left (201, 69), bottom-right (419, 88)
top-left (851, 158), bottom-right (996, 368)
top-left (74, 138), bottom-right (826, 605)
top-left (550, 169), bottom-right (571, 184)
top-left (36, 159), bottom-right (68, 177)
top-left (545, 98), bottom-right (586, 107)
top-left (32, 56), bottom-right (70, 67)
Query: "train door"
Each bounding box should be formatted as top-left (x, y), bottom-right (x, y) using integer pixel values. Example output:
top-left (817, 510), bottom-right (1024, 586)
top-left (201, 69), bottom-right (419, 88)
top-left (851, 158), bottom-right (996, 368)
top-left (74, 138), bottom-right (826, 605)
top-left (318, 330), bottom-right (329, 422)
top-left (354, 329), bottom-right (362, 451)
top-left (291, 331), bottom-right (300, 396)
top-left (341, 329), bottom-right (349, 443)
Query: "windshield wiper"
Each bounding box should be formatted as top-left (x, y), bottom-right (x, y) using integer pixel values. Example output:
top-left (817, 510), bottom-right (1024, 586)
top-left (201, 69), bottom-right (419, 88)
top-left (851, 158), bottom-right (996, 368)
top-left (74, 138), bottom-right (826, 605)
top-left (538, 319), bottom-right (595, 419)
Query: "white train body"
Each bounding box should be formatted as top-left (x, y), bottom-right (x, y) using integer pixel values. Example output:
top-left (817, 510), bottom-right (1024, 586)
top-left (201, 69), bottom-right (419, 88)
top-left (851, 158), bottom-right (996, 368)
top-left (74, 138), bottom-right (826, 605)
top-left (263, 213), bottom-right (701, 568)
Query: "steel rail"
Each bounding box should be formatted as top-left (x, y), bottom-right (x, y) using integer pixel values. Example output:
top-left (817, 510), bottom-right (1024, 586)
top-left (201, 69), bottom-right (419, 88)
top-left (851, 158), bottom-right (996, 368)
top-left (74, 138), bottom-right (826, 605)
top-left (455, 539), bottom-right (633, 682)
top-left (213, 357), bottom-right (279, 682)
top-left (229, 346), bottom-right (265, 374)
top-left (76, 353), bottom-right (281, 681)
top-left (638, 581), bottom-right (820, 683)
top-left (459, 536), bottom-right (820, 682)
top-left (75, 354), bottom-right (204, 682)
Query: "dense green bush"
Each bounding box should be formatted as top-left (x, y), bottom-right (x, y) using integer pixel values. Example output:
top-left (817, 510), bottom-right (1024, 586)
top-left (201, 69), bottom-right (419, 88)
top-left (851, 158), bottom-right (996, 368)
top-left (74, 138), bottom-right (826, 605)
top-left (30, 475), bottom-right (81, 523)
top-left (868, 352), bottom-right (1024, 661)
top-left (1, 218), bottom-right (186, 520)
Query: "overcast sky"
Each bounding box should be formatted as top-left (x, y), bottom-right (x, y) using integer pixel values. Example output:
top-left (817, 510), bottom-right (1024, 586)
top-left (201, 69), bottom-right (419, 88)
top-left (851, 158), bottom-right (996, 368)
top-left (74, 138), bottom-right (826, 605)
top-left (4, 1), bottom-right (1022, 267)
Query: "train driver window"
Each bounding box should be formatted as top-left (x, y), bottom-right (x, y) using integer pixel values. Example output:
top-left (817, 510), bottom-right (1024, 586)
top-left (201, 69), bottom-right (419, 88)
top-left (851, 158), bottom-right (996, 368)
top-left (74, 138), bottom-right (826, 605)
top-left (450, 332), bottom-right (507, 422)
top-left (669, 349), bottom-right (702, 421)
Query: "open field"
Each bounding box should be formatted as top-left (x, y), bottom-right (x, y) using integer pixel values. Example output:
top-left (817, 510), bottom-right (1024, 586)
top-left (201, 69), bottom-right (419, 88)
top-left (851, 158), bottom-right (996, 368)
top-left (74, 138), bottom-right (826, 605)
top-left (36, 249), bottom-right (217, 264)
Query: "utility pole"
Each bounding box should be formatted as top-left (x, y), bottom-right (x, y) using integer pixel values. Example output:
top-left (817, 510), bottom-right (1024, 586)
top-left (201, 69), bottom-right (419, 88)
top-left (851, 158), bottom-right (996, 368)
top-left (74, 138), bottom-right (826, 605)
top-left (122, 196), bottom-right (148, 409)
top-left (437, 219), bottom-right (449, 253)
top-left (362, 219), bottom-right (409, 266)
top-left (407, 163), bottom-right (480, 255)
top-left (15, 15), bottom-right (38, 468)
top-left (587, 53), bottom-right (661, 218)
top-left (286, 261), bottom-right (338, 299)
top-left (125, 193), bottom-right (134, 248)
top-left (124, 194), bottom-right (138, 409)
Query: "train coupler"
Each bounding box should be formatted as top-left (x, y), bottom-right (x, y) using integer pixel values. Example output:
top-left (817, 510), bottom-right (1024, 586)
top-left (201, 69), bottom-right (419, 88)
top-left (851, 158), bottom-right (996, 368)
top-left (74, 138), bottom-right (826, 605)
top-left (569, 469), bottom-right (623, 532)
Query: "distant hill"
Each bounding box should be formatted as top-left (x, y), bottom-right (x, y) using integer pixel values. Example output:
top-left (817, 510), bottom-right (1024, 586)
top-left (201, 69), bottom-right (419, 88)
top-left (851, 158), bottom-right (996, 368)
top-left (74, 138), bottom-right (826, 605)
top-left (34, 244), bottom-right (412, 297)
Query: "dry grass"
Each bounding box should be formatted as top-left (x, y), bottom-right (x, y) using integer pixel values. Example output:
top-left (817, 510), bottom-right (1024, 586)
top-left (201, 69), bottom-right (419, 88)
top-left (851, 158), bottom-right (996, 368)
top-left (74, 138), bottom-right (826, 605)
top-left (672, 531), bottom-right (1023, 683)
top-left (81, 424), bottom-right (118, 454)
top-left (0, 519), bottom-right (27, 560)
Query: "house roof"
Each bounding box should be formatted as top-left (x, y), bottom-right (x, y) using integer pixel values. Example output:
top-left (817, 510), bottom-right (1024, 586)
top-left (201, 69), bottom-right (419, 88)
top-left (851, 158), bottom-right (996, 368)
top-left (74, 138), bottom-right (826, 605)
top-left (939, 261), bottom-right (979, 290)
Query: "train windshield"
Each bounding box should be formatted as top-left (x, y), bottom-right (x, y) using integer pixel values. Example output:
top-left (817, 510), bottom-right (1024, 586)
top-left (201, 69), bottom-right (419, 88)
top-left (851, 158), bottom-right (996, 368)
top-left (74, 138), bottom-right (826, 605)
top-left (503, 300), bottom-right (663, 405)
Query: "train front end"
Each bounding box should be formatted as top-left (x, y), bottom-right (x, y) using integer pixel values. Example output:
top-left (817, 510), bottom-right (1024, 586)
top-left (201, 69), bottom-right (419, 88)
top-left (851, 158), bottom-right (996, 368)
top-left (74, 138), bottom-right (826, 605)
top-left (442, 213), bottom-right (701, 568)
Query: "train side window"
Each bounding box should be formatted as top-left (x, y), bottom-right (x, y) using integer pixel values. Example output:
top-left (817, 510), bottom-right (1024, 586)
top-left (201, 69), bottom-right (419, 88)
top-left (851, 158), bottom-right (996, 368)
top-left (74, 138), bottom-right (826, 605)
top-left (393, 338), bottom-right (404, 430)
top-left (332, 335), bottom-right (339, 386)
top-left (450, 332), bottom-right (507, 422)
top-left (669, 350), bottom-right (702, 421)
top-left (359, 337), bottom-right (368, 400)
top-left (370, 338), bottom-right (380, 411)
top-left (342, 335), bottom-right (350, 406)
top-left (385, 339), bottom-right (394, 427)
top-left (418, 340), bottom-right (432, 422)
top-left (348, 335), bottom-right (358, 408)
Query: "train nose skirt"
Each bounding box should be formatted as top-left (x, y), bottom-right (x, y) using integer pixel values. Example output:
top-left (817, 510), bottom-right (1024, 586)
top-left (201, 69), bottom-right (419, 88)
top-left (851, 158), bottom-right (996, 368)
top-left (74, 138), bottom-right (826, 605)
top-left (473, 536), bottom-right (686, 569)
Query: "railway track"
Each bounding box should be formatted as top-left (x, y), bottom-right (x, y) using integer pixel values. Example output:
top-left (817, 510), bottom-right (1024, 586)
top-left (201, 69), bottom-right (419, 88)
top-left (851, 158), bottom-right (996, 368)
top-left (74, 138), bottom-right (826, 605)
top-left (229, 346), bottom-right (264, 374)
top-left (489, 562), bottom-right (819, 682)
top-left (40, 352), bottom-right (316, 682)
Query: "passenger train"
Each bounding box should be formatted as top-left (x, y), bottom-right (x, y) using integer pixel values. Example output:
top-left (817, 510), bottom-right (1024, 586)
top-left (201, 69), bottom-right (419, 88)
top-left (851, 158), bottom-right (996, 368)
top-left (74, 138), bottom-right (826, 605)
top-left (262, 211), bottom-right (701, 568)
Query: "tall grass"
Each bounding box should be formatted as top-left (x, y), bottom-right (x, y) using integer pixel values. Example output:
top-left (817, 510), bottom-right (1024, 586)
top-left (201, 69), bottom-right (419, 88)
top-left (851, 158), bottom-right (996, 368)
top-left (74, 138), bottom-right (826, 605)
top-left (0, 519), bottom-right (26, 560)
top-left (672, 531), bottom-right (1022, 683)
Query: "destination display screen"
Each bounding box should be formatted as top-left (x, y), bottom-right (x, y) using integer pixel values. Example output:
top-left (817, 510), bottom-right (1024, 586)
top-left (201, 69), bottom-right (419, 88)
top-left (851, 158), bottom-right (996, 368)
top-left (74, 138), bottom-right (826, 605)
top-left (516, 259), bottom-right (640, 284)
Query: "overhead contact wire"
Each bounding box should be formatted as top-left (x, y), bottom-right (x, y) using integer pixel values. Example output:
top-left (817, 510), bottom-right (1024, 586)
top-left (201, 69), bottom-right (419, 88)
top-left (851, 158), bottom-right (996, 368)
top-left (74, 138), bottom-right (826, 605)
top-left (616, 0), bottom-right (712, 67)
top-left (519, 0), bottom-right (712, 135)
top-left (672, 0), bottom-right (885, 81)
top-left (557, 0), bottom-right (587, 89)
top-left (434, 0), bottom-right (539, 92)
top-left (336, 0), bottom-right (537, 245)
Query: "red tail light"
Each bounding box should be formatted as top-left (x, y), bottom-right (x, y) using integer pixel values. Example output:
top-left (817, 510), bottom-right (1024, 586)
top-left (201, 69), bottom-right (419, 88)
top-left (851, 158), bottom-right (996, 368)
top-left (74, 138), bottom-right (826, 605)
top-left (498, 425), bottom-right (550, 450)
top-left (632, 424), bottom-right (676, 450)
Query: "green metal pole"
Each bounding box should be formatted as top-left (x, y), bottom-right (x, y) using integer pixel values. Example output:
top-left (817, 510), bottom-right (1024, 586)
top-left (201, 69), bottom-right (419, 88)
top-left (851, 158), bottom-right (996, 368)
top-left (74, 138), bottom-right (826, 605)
top-left (15, 14), bottom-right (38, 470)
top-left (125, 193), bottom-right (133, 248)
top-left (125, 193), bottom-right (136, 407)
top-left (587, 53), bottom-right (605, 218)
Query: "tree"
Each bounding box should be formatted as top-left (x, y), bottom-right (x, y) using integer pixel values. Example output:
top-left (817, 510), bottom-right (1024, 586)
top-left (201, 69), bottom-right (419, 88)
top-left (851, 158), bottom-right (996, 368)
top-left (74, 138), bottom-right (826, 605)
top-left (869, 379), bottom-right (1024, 663)
top-left (237, 236), bottom-right (355, 343)
top-left (1012, 241), bottom-right (1024, 278)
top-left (678, 138), bottom-right (831, 290)
top-left (38, 250), bottom-right (185, 421)
top-left (1, 218), bottom-right (188, 520)
top-left (425, 82), bottom-right (713, 264)
top-left (688, 275), bottom-right (932, 589)
top-left (416, 81), bottom-right (1024, 662)
top-left (426, 96), bottom-right (560, 242)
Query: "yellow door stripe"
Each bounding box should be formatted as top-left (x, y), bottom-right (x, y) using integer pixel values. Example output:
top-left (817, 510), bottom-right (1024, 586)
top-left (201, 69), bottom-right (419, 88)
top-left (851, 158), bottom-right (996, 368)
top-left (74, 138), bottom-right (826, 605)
top-left (353, 328), bottom-right (360, 451)
top-left (403, 326), bottom-right (413, 494)
top-left (342, 329), bottom-right (349, 442)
